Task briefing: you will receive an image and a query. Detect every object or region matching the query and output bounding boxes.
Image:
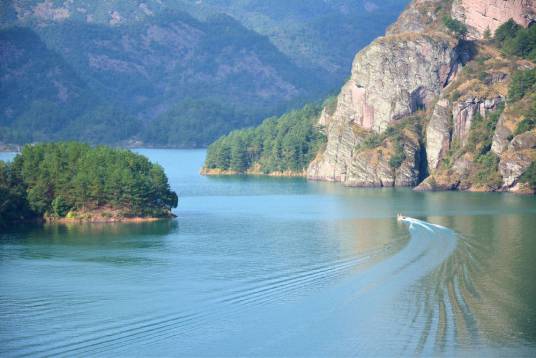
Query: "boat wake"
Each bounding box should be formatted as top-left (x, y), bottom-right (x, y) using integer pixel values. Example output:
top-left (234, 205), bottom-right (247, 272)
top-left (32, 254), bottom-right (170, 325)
top-left (3, 217), bottom-right (489, 357)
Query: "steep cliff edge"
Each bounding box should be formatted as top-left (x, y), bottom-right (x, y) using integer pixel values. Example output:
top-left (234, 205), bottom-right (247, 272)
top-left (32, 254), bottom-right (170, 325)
top-left (451, 0), bottom-right (535, 39)
top-left (203, 0), bottom-right (535, 194)
top-left (307, 0), bottom-right (536, 193)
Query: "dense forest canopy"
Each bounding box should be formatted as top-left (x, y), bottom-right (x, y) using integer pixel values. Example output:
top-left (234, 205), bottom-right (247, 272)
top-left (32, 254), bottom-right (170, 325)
top-left (204, 103), bottom-right (326, 174)
top-left (0, 143), bottom-right (178, 227)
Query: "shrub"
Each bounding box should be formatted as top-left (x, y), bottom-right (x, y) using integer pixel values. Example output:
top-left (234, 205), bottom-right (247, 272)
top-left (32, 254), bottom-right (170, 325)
top-left (494, 19), bottom-right (521, 46)
top-left (443, 16), bottom-right (468, 38)
top-left (520, 162), bottom-right (536, 189)
top-left (388, 136), bottom-right (406, 169)
top-left (51, 196), bottom-right (71, 217)
top-left (362, 133), bottom-right (383, 149)
top-left (508, 69), bottom-right (536, 102)
top-left (494, 19), bottom-right (536, 60)
top-left (514, 118), bottom-right (536, 135)
top-left (389, 152), bottom-right (406, 169)
top-left (472, 152), bottom-right (502, 188)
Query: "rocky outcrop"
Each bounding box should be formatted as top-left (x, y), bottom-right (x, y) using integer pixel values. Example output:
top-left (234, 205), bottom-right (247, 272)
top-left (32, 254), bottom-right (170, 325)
top-left (499, 149), bottom-right (534, 187)
top-left (426, 98), bottom-right (452, 171)
top-left (307, 0), bottom-right (534, 193)
top-left (491, 114), bottom-right (513, 154)
top-left (386, 0), bottom-right (444, 35)
top-left (308, 125), bottom-right (423, 187)
top-left (452, 0), bottom-right (536, 39)
top-left (307, 32), bottom-right (459, 184)
top-left (351, 33), bottom-right (459, 132)
top-left (452, 96), bottom-right (503, 145)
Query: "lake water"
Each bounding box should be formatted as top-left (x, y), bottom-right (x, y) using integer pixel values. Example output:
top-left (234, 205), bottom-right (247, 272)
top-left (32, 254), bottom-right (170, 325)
top-left (1, 149), bottom-right (536, 357)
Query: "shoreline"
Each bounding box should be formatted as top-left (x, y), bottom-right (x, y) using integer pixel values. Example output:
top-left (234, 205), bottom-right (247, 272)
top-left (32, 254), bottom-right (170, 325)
top-left (200, 167), bottom-right (306, 177)
top-left (45, 216), bottom-right (175, 224)
top-left (201, 167), bottom-right (534, 194)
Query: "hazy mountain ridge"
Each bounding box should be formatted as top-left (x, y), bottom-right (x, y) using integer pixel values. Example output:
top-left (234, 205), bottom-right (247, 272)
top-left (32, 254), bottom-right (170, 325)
top-left (1, 0), bottom-right (409, 147)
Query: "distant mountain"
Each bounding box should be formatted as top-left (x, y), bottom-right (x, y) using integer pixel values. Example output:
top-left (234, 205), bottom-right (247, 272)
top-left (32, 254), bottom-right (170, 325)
top-left (0, 0), bottom-right (409, 147)
top-left (0, 27), bottom-right (139, 144)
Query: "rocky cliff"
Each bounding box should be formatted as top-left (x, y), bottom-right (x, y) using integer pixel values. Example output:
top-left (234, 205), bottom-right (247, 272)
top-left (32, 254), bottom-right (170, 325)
top-left (451, 0), bottom-right (535, 39)
top-left (307, 0), bottom-right (536, 193)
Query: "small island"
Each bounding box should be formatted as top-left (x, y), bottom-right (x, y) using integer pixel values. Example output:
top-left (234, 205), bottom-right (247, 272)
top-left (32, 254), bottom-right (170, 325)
top-left (0, 142), bottom-right (178, 227)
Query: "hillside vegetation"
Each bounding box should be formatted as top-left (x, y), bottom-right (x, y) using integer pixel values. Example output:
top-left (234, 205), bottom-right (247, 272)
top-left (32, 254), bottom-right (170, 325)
top-left (1, 0), bottom-right (409, 147)
top-left (203, 103), bottom-right (325, 174)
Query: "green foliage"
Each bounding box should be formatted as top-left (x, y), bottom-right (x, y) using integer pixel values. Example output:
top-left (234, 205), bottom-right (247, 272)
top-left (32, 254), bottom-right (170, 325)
top-left (362, 134), bottom-right (382, 149)
top-left (389, 152), bottom-right (406, 169)
top-left (0, 142), bottom-right (178, 225)
top-left (466, 104), bottom-right (504, 157)
top-left (494, 19), bottom-right (522, 45)
top-left (358, 120), bottom-right (416, 170)
top-left (51, 196), bottom-right (70, 217)
top-left (515, 118), bottom-right (536, 135)
top-left (0, 160), bottom-right (35, 228)
top-left (142, 99), bottom-right (258, 148)
top-left (483, 27), bottom-right (492, 40)
top-left (205, 104), bottom-right (325, 173)
top-left (324, 96), bottom-right (338, 116)
top-left (388, 133), bottom-right (407, 169)
top-left (0, 27), bottom-right (141, 145)
top-left (520, 162), bottom-right (536, 189)
top-left (473, 152), bottom-right (502, 188)
top-left (443, 16), bottom-right (468, 38)
top-left (494, 20), bottom-right (536, 60)
top-left (508, 69), bottom-right (536, 102)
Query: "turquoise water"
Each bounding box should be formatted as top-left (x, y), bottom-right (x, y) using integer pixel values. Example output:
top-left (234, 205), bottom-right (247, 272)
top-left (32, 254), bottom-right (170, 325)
top-left (1, 149), bottom-right (536, 356)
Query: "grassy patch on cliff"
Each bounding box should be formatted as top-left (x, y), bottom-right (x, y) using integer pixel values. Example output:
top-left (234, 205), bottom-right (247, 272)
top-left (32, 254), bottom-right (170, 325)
top-left (204, 103), bottom-right (326, 174)
top-left (358, 115), bottom-right (424, 169)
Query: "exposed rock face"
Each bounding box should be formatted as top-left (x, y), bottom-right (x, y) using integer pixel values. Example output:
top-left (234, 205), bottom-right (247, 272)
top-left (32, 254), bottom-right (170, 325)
top-left (509, 131), bottom-right (536, 150)
top-left (308, 0), bottom-right (534, 193)
top-left (491, 114), bottom-right (512, 154)
top-left (345, 130), bottom-right (422, 187)
top-left (452, 96), bottom-right (503, 145)
top-left (386, 0), bottom-right (443, 35)
top-left (426, 98), bottom-right (451, 171)
top-left (307, 32), bottom-right (459, 184)
top-left (499, 149), bottom-right (534, 187)
top-left (452, 0), bottom-right (536, 39)
top-left (351, 33), bottom-right (459, 132)
top-left (308, 125), bottom-right (422, 187)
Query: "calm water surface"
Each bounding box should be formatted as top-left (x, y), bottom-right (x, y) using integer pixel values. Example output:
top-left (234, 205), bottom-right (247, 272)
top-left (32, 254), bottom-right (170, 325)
top-left (1, 149), bottom-right (536, 357)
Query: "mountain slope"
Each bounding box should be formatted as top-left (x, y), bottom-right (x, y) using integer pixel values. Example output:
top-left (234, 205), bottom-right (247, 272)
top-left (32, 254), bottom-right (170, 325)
top-left (0, 27), bottom-right (139, 144)
top-left (1, 9), bottom-right (329, 146)
top-left (204, 0), bottom-right (536, 194)
top-left (2, 0), bottom-right (410, 84)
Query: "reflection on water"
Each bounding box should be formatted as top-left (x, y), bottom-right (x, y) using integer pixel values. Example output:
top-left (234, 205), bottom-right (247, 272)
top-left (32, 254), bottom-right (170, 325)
top-left (1, 149), bottom-right (536, 357)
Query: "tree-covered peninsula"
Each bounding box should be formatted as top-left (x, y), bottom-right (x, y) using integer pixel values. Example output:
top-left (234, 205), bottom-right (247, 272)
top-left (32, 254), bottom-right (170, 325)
top-left (0, 143), bottom-right (178, 227)
top-left (202, 103), bottom-right (326, 176)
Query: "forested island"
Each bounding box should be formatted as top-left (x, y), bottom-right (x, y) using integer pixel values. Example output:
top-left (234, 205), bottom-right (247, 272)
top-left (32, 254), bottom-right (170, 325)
top-left (0, 142), bottom-right (178, 228)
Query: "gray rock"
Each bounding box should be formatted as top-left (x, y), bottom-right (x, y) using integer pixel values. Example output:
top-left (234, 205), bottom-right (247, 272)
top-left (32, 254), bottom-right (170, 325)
top-left (452, 96), bottom-right (503, 145)
top-left (499, 151), bottom-right (533, 188)
top-left (426, 98), bottom-right (451, 172)
top-left (509, 132), bottom-right (536, 151)
top-left (308, 31), bottom-right (459, 185)
top-left (491, 113), bottom-right (512, 154)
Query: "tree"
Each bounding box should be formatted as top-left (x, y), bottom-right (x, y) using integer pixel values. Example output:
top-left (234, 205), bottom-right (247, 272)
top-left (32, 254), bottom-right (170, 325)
top-left (443, 16), bottom-right (468, 39)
